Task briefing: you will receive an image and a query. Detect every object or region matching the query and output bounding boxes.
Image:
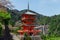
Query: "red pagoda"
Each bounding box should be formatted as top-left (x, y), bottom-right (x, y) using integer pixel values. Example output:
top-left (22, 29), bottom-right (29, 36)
top-left (18, 3), bottom-right (41, 36)
top-left (18, 9), bottom-right (41, 36)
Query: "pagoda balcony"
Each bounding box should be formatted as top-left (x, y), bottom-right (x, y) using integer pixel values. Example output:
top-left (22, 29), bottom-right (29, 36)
top-left (21, 17), bottom-right (36, 21)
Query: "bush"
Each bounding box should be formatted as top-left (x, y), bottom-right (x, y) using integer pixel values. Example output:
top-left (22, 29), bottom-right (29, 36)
top-left (24, 33), bottom-right (32, 40)
top-left (41, 34), bottom-right (47, 40)
top-left (12, 27), bottom-right (21, 35)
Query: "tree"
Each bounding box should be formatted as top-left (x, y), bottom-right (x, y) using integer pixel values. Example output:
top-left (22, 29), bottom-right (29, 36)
top-left (0, 0), bottom-right (13, 40)
top-left (0, 0), bottom-right (13, 9)
top-left (0, 23), bottom-right (2, 37)
top-left (48, 15), bottom-right (60, 36)
top-left (0, 7), bottom-right (13, 40)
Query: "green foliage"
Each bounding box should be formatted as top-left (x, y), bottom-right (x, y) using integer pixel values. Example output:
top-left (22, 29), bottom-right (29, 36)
top-left (46, 35), bottom-right (60, 40)
top-left (9, 21), bottom-right (15, 26)
top-left (40, 15), bottom-right (60, 40)
top-left (9, 10), bottom-right (20, 26)
top-left (48, 15), bottom-right (60, 36)
top-left (41, 35), bottom-right (46, 40)
top-left (0, 23), bottom-right (2, 36)
top-left (40, 34), bottom-right (59, 40)
top-left (39, 16), bottom-right (50, 25)
top-left (0, 11), bottom-right (11, 19)
top-left (12, 27), bottom-right (21, 34)
top-left (0, 8), bottom-right (11, 37)
top-left (24, 33), bottom-right (32, 40)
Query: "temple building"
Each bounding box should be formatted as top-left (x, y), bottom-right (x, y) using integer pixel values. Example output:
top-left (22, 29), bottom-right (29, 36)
top-left (18, 9), bottom-right (41, 35)
top-left (17, 2), bottom-right (42, 40)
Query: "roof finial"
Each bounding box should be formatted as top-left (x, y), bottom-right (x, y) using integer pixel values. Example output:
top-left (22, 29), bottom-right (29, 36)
top-left (28, 0), bottom-right (29, 10)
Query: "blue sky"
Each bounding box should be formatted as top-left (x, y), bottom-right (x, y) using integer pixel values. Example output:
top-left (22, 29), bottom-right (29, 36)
top-left (10, 0), bottom-right (60, 16)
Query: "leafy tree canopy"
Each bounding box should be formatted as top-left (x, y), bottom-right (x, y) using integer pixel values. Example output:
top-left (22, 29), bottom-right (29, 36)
top-left (0, 10), bottom-right (11, 19)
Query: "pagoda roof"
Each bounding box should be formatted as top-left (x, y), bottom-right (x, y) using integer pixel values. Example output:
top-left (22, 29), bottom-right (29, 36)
top-left (19, 9), bottom-right (39, 16)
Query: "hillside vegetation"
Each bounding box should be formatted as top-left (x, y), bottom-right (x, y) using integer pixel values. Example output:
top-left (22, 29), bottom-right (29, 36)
top-left (0, 8), bottom-right (60, 40)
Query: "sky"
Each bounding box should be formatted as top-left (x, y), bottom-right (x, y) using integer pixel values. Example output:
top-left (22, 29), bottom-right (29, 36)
top-left (10, 0), bottom-right (60, 16)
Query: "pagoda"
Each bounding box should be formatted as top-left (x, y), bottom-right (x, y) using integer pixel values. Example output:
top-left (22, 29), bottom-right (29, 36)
top-left (18, 2), bottom-right (41, 37)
